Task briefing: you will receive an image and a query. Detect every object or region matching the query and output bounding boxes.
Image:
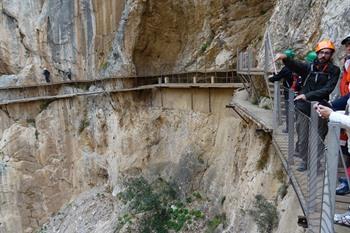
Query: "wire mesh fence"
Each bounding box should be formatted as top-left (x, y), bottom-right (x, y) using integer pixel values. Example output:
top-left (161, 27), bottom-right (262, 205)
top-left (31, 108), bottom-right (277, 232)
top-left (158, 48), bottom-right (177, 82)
top-left (272, 86), bottom-right (345, 233)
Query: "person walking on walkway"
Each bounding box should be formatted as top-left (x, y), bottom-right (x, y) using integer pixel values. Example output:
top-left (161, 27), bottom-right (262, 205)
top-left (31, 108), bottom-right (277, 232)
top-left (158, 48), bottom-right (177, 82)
top-left (330, 34), bottom-right (350, 111)
top-left (275, 39), bottom-right (341, 171)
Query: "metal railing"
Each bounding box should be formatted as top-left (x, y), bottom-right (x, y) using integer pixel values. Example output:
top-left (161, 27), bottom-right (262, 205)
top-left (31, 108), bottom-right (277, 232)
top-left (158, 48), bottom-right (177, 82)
top-left (0, 67), bottom-right (239, 105)
top-left (236, 27), bottom-right (347, 232)
top-left (236, 30), bottom-right (278, 118)
top-left (273, 87), bottom-right (346, 233)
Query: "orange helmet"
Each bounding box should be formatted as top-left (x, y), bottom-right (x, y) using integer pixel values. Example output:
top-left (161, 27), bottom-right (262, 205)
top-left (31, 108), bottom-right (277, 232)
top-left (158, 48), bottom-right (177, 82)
top-left (315, 39), bottom-right (335, 52)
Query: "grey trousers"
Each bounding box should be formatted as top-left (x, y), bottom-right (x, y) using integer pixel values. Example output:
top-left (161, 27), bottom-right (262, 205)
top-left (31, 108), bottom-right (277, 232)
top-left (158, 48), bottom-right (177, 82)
top-left (296, 111), bottom-right (328, 163)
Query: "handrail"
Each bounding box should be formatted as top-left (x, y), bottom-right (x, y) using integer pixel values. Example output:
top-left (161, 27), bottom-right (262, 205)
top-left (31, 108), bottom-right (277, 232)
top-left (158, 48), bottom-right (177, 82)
top-left (0, 72), bottom-right (240, 105)
top-left (0, 69), bottom-right (237, 91)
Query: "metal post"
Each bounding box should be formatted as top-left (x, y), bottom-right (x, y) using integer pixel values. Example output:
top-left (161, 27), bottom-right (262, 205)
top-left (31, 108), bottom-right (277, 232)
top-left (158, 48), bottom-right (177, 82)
top-left (214, 63), bottom-right (217, 83)
top-left (287, 89), bottom-right (295, 168)
top-left (308, 102), bottom-right (319, 215)
top-left (236, 48), bottom-right (239, 73)
top-left (208, 88), bottom-right (211, 113)
top-left (320, 122), bottom-right (340, 233)
top-left (273, 81), bottom-right (280, 129)
top-left (247, 49), bottom-right (251, 76)
top-left (191, 89), bottom-right (194, 111)
top-left (226, 61), bottom-right (229, 83)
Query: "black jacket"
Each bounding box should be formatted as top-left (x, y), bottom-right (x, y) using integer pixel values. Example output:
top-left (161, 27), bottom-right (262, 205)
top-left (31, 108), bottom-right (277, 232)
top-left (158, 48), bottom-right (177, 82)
top-left (268, 66), bottom-right (293, 88)
top-left (283, 57), bottom-right (340, 101)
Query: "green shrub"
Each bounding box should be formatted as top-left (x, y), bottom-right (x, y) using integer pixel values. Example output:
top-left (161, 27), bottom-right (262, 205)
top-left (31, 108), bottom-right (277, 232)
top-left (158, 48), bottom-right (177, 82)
top-left (206, 214), bottom-right (226, 233)
top-left (249, 195), bottom-right (279, 233)
top-left (200, 43), bottom-right (208, 53)
top-left (100, 61), bottom-right (109, 70)
top-left (117, 176), bottom-right (206, 233)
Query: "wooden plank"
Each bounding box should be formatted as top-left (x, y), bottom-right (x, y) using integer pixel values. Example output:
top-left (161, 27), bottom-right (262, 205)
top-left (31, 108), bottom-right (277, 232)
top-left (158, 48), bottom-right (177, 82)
top-left (335, 224), bottom-right (350, 233)
top-left (336, 194), bottom-right (350, 204)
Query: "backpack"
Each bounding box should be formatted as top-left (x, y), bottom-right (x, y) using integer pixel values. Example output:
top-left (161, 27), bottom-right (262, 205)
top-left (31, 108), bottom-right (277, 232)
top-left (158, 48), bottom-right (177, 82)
top-left (290, 73), bottom-right (302, 93)
top-left (302, 63), bottom-right (334, 87)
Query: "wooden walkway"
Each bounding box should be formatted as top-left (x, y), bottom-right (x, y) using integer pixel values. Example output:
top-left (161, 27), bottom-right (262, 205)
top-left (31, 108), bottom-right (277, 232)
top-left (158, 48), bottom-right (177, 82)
top-left (0, 83), bottom-right (243, 106)
top-left (229, 89), bottom-right (350, 233)
top-left (0, 70), bottom-right (237, 90)
top-left (226, 90), bottom-right (273, 132)
top-left (0, 70), bottom-right (241, 106)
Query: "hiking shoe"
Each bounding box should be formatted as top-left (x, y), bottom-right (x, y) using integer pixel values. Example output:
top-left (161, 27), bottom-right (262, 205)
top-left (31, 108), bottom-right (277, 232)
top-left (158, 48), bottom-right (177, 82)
top-left (334, 213), bottom-right (350, 226)
top-left (296, 162), bottom-right (307, 172)
top-left (334, 211), bottom-right (350, 223)
top-left (339, 177), bottom-right (349, 184)
top-left (336, 181), bottom-right (350, 195)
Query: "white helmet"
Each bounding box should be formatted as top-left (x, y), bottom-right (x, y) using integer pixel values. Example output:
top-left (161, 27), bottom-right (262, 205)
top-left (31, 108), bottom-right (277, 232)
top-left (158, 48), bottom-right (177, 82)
top-left (341, 33), bottom-right (350, 45)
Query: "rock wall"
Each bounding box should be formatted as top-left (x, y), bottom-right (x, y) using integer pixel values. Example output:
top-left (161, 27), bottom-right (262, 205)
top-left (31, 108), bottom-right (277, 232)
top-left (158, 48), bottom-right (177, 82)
top-left (1, 0), bottom-right (350, 232)
top-left (268, 0), bottom-right (350, 61)
top-left (0, 89), bottom-right (303, 233)
top-left (0, 0), bottom-right (275, 85)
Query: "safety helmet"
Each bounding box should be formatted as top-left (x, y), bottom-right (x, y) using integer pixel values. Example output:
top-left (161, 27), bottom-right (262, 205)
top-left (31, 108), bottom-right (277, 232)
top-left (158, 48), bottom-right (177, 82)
top-left (315, 39), bottom-right (335, 52)
top-left (341, 34), bottom-right (350, 45)
top-left (305, 51), bottom-right (317, 62)
top-left (283, 49), bottom-right (295, 58)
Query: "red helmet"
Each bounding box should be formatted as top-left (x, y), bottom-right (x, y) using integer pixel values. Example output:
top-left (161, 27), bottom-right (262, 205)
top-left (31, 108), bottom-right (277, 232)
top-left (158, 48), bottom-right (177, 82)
top-left (315, 39), bottom-right (335, 52)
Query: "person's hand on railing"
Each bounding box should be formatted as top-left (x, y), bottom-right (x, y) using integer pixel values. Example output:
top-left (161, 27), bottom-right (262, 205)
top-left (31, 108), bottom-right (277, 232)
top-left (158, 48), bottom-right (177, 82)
top-left (316, 104), bottom-right (333, 119)
top-left (294, 94), bottom-right (306, 101)
top-left (274, 53), bottom-right (287, 62)
top-left (268, 75), bottom-right (275, 82)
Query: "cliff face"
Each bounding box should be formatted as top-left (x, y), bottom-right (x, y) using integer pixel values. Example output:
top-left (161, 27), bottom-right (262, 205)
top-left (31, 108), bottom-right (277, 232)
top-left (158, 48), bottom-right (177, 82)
top-left (1, 0), bottom-right (350, 232)
top-left (0, 0), bottom-right (127, 85)
top-left (0, 0), bottom-right (274, 84)
top-left (268, 0), bottom-right (350, 60)
top-left (0, 90), bottom-right (301, 233)
top-left (1, 0), bottom-right (349, 84)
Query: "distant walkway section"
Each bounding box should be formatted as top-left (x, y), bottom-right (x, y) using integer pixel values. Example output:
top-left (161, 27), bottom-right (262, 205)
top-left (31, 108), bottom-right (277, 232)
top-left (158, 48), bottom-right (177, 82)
top-left (0, 70), bottom-right (240, 106)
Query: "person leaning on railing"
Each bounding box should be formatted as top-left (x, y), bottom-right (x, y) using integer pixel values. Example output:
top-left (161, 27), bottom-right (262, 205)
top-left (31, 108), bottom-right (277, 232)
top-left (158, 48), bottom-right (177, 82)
top-left (275, 39), bottom-right (341, 172)
top-left (330, 34), bottom-right (350, 111)
top-left (317, 103), bottom-right (350, 195)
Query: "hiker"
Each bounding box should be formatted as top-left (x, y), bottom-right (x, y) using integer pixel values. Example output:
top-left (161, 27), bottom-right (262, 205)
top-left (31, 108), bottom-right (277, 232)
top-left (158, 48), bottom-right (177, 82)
top-left (43, 68), bottom-right (51, 83)
top-left (275, 39), bottom-right (341, 171)
top-left (268, 49), bottom-right (303, 133)
top-left (317, 103), bottom-right (350, 195)
top-left (330, 34), bottom-right (350, 111)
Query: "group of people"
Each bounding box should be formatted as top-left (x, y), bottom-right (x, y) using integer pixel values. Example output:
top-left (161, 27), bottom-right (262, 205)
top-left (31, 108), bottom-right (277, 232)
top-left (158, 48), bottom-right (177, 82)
top-left (269, 34), bottom-right (350, 226)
